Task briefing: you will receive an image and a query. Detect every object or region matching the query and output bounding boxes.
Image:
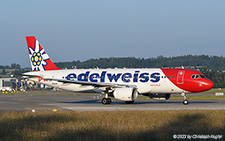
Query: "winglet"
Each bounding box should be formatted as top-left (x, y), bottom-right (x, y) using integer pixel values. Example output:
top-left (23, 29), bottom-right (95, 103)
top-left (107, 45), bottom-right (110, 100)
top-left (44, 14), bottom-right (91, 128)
top-left (26, 36), bottom-right (61, 71)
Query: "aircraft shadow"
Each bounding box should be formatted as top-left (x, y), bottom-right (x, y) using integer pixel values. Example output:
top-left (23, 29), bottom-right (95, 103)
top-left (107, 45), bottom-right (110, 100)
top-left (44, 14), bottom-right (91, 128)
top-left (60, 99), bottom-right (217, 105)
top-left (61, 99), bottom-right (101, 104)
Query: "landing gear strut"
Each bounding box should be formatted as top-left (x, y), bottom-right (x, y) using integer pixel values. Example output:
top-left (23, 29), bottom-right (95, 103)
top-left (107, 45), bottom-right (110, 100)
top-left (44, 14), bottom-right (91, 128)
top-left (181, 93), bottom-right (189, 105)
top-left (101, 93), bottom-right (112, 105)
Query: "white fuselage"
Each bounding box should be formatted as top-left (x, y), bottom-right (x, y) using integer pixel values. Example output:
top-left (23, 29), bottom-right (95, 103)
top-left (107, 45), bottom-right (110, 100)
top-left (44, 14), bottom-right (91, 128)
top-left (25, 68), bottom-right (186, 94)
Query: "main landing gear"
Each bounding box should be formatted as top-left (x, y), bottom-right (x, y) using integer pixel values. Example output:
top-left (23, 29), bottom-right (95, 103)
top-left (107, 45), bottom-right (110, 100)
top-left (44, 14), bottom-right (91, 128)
top-left (181, 93), bottom-right (189, 105)
top-left (101, 98), bottom-right (112, 105)
top-left (101, 93), bottom-right (112, 105)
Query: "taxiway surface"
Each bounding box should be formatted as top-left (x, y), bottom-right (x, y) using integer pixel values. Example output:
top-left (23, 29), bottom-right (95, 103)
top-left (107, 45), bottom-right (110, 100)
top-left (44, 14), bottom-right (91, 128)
top-left (0, 91), bottom-right (224, 111)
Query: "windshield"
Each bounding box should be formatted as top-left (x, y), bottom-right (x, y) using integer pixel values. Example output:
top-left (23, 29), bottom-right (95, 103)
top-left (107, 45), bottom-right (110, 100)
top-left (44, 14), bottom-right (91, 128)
top-left (191, 74), bottom-right (206, 79)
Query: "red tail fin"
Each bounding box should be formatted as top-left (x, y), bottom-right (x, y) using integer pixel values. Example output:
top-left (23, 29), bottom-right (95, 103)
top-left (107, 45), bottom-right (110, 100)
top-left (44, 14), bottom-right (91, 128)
top-left (26, 36), bottom-right (61, 71)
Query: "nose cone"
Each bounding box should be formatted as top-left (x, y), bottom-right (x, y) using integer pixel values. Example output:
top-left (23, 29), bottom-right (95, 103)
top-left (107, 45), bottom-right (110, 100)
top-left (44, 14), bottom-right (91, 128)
top-left (200, 79), bottom-right (214, 91)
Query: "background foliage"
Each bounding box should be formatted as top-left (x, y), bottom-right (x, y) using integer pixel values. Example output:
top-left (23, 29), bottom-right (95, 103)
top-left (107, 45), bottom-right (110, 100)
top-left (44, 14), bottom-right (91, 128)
top-left (1, 55), bottom-right (225, 88)
top-left (55, 55), bottom-right (225, 88)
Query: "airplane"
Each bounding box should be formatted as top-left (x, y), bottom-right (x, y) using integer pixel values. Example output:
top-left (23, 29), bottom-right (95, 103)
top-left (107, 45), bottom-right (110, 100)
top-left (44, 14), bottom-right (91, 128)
top-left (22, 36), bottom-right (214, 105)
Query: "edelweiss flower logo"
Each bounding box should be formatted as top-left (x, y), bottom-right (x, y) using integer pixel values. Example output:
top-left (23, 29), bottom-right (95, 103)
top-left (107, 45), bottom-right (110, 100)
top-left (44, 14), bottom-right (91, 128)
top-left (28, 40), bottom-right (49, 71)
top-left (31, 52), bottom-right (42, 66)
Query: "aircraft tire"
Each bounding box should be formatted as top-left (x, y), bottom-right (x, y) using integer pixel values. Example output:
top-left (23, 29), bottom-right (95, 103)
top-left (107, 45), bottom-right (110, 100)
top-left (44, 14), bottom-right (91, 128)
top-left (102, 98), bottom-right (108, 105)
top-left (183, 100), bottom-right (189, 105)
top-left (107, 98), bottom-right (112, 104)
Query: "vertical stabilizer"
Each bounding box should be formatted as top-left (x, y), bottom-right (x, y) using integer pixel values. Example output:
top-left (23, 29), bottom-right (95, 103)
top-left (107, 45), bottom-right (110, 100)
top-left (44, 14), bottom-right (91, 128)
top-left (26, 36), bottom-right (61, 71)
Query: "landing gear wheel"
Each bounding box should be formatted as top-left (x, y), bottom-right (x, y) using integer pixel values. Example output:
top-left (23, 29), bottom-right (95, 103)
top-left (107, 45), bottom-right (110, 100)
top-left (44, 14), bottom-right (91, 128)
top-left (102, 98), bottom-right (108, 105)
top-left (183, 100), bottom-right (189, 105)
top-left (107, 98), bottom-right (112, 104)
top-left (125, 101), bottom-right (134, 104)
top-left (181, 93), bottom-right (189, 105)
top-left (102, 98), bottom-right (112, 105)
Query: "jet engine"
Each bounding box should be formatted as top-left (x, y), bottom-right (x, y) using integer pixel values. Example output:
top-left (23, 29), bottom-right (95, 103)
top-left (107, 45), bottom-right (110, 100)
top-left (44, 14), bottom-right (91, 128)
top-left (113, 87), bottom-right (138, 101)
top-left (145, 93), bottom-right (171, 100)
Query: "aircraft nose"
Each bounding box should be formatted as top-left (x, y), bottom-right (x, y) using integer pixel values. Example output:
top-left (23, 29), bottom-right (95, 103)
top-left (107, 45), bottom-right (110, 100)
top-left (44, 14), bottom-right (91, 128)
top-left (200, 79), bottom-right (214, 91)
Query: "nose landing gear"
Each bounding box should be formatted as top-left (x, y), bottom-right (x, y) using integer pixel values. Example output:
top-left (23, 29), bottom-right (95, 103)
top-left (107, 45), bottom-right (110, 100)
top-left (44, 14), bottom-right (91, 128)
top-left (181, 93), bottom-right (189, 105)
top-left (183, 99), bottom-right (189, 105)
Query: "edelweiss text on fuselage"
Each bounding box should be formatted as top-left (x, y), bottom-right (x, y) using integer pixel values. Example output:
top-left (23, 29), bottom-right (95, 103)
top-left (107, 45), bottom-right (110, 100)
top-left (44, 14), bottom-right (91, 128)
top-left (66, 71), bottom-right (160, 83)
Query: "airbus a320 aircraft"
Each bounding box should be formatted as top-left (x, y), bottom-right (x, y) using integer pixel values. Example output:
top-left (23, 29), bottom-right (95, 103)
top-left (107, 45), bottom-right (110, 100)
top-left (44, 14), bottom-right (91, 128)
top-left (23, 36), bottom-right (214, 105)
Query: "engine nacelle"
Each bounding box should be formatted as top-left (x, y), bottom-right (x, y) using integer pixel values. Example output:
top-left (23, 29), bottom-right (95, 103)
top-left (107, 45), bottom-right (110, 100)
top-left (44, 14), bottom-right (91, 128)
top-left (147, 93), bottom-right (171, 100)
top-left (113, 87), bottom-right (138, 101)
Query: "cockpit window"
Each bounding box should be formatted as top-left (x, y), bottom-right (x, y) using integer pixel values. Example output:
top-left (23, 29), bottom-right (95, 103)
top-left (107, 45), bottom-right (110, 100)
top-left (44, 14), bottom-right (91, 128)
top-left (191, 74), bottom-right (205, 79)
top-left (200, 75), bottom-right (205, 78)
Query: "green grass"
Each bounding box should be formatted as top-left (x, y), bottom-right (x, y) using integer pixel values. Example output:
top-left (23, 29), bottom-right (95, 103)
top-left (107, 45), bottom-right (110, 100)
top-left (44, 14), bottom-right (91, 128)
top-left (135, 95), bottom-right (225, 100)
top-left (170, 95), bottom-right (225, 100)
top-left (170, 88), bottom-right (225, 100)
top-left (1, 89), bottom-right (225, 100)
top-left (137, 95), bottom-right (225, 100)
top-left (0, 110), bottom-right (224, 141)
top-left (200, 88), bottom-right (225, 94)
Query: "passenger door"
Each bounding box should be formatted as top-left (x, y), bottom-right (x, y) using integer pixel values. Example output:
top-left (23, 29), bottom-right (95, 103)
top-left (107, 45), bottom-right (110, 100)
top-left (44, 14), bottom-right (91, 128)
top-left (177, 70), bottom-right (185, 84)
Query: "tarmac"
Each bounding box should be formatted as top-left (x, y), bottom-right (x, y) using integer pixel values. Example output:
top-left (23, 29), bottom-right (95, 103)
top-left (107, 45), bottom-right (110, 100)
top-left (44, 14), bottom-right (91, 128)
top-left (0, 91), bottom-right (224, 111)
